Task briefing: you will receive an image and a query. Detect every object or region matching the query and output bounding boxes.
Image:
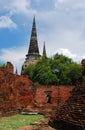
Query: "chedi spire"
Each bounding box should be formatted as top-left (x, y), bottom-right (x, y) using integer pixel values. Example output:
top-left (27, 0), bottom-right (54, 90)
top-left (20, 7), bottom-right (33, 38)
top-left (43, 41), bottom-right (47, 58)
top-left (21, 16), bottom-right (41, 74)
top-left (26, 16), bottom-right (40, 60)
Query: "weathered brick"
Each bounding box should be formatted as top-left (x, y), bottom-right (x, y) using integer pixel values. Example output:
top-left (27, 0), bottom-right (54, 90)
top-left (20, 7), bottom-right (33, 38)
top-left (0, 62), bottom-right (34, 116)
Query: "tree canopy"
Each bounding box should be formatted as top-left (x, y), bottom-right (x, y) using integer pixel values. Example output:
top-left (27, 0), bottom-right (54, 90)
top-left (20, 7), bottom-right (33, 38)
top-left (0, 63), bottom-right (6, 69)
top-left (23, 54), bottom-right (82, 86)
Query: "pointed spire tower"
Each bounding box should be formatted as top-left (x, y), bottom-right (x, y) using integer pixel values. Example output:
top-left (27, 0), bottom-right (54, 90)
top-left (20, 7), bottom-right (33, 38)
top-left (26, 16), bottom-right (40, 60)
top-left (43, 42), bottom-right (47, 58)
top-left (15, 68), bottom-right (18, 75)
top-left (21, 16), bottom-right (41, 74)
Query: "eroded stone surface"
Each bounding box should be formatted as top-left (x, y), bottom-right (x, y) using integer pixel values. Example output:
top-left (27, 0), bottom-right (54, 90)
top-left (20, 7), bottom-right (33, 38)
top-left (49, 60), bottom-right (85, 130)
top-left (0, 62), bottom-right (34, 116)
top-left (0, 62), bottom-right (74, 117)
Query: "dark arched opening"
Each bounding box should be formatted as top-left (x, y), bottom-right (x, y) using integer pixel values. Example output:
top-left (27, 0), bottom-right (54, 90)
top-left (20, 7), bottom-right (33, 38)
top-left (46, 94), bottom-right (51, 103)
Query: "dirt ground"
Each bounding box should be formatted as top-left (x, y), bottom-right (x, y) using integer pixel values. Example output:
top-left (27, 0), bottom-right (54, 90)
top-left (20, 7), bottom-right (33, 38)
top-left (17, 119), bottom-right (56, 130)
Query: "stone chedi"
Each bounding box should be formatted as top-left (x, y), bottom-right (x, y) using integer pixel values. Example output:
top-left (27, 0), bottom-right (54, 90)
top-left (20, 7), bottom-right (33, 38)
top-left (43, 42), bottom-right (47, 58)
top-left (49, 59), bottom-right (85, 130)
top-left (21, 16), bottom-right (41, 74)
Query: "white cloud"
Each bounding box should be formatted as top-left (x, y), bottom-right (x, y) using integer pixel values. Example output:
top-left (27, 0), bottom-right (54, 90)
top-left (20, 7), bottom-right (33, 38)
top-left (0, 46), bottom-right (27, 74)
top-left (57, 48), bottom-right (85, 63)
top-left (53, 0), bottom-right (64, 6)
top-left (57, 48), bottom-right (77, 58)
top-left (0, 16), bottom-right (17, 28)
top-left (8, 0), bottom-right (32, 15)
top-left (0, 0), bottom-right (36, 17)
top-left (0, 0), bottom-right (36, 29)
top-left (35, 0), bottom-right (42, 4)
top-left (38, 27), bottom-right (85, 62)
top-left (53, 0), bottom-right (85, 10)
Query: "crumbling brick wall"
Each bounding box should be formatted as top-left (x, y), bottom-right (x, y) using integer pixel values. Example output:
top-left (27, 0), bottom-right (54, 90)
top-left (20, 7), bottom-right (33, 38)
top-left (0, 62), bottom-right (74, 116)
top-left (6, 62), bottom-right (14, 73)
top-left (33, 86), bottom-right (74, 113)
top-left (0, 62), bottom-right (34, 116)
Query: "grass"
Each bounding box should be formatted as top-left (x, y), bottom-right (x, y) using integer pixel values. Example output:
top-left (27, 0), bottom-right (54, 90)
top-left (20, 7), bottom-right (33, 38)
top-left (0, 114), bottom-right (44, 130)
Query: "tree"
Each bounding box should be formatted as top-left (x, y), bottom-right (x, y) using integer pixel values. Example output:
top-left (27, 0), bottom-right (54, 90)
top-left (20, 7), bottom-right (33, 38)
top-left (53, 53), bottom-right (72, 64)
top-left (0, 64), bottom-right (6, 69)
top-left (24, 64), bottom-right (35, 79)
top-left (23, 54), bottom-right (82, 86)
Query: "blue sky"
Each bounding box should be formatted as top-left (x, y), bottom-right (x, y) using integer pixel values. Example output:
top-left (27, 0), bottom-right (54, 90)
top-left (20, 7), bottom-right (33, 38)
top-left (0, 0), bottom-right (85, 73)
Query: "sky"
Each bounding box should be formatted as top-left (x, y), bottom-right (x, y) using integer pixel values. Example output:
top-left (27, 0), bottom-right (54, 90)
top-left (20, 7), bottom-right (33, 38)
top-left (0, 0), bottom-right (85, 73)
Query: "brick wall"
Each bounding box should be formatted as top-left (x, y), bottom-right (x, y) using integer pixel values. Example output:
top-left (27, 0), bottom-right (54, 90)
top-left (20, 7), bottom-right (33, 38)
top-left (0, 62), bottom-right (34, 116)
top-left (6, 62), bottom-right (14, 73)
top-left (34, 86), bottom-right (74, 106)
top-left (32, 85), bottom-right (74, 114)
top-left (0, 62), bottom-right (74, 116)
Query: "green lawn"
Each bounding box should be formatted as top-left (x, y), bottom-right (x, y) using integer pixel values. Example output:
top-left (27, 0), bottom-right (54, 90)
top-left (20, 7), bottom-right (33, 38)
top-left (0, 114), bottom-right (44, 130)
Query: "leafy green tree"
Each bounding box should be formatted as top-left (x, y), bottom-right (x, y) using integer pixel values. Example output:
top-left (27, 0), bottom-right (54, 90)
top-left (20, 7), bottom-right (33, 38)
top-left (0, 64), bottom-right (6, 69)
top-left (24, 64), bottom-right (35, 79)
top-left (23, 54), bottom-right (82, 86)
top-left (53, 53), bottom-right (72, 64)
top-left (32, 57), bottom-right (58, 85)
top-left (33, 64), bottom-right (59, 85)
top-left (64, 63), bottom-right (82, 85)
top-left (50, 54), bottom-right (82, 85)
